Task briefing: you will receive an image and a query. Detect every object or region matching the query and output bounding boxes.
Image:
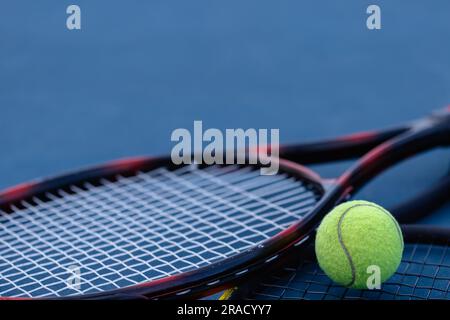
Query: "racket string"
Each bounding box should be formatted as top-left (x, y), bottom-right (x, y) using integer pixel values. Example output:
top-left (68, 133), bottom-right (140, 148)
top-left (19, 198), bottom-right (150, 295)
top-left (241, 241), bottom-right (450, 300)
top-left (146, 166), bottom-right (308, 218)
top-left (115, 168), bottom-right (316, 238)
top-left (139, 168), bottom-right (307, 237)
top-left (0, 205), bottom-right (111, 297)
top-left (49, 189), bottom-right (192, 278)
top-left (0, 165), bottom-right (321, 297)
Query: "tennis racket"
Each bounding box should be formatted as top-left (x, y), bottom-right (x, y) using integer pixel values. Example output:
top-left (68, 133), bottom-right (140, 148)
top-left (0, 107), bottom-right (449, 299)
top-left (225, 173), bottom-right (450, 300)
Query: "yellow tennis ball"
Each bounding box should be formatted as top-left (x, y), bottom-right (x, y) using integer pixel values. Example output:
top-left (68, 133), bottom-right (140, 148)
top-left (315, 200), bottom-right (404, 289)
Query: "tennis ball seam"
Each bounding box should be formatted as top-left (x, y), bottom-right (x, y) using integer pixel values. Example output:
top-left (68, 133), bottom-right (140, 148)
top-left (337, 203), bottom-right (403, 287)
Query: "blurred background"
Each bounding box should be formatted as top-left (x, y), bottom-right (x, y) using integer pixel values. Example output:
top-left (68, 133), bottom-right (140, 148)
top-left (1, 1), bottom-right (449, 222)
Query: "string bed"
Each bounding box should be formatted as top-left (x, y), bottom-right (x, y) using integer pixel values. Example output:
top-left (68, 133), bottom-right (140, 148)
top-left (238, 240), bottom-right (450, 300)
top-left (0, 165), bottom-right (320, 298)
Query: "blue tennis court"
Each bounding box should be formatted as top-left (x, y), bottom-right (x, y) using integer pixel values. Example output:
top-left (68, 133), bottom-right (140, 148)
top-left (0, 1), bottom-right (449, 300)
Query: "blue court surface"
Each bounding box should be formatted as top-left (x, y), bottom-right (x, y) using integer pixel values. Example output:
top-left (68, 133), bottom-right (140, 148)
top-left (1, 0), bottom-right (449, 223)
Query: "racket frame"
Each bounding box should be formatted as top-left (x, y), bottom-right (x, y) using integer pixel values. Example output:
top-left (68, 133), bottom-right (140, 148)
top-left (0, 108), bottom-right (449, 299)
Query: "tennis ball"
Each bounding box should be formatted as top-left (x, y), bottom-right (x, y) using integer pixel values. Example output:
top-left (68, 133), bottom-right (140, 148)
top-left (315, 200), bottom-right (403, 289)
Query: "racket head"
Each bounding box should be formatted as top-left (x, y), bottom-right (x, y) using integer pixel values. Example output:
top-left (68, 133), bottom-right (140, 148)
top-left (228, 225), bottom-right (450, 300)
top-left (1, 108), bottom-right (448, 299)
top-left (0, 156), bottom-right (326, 299)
